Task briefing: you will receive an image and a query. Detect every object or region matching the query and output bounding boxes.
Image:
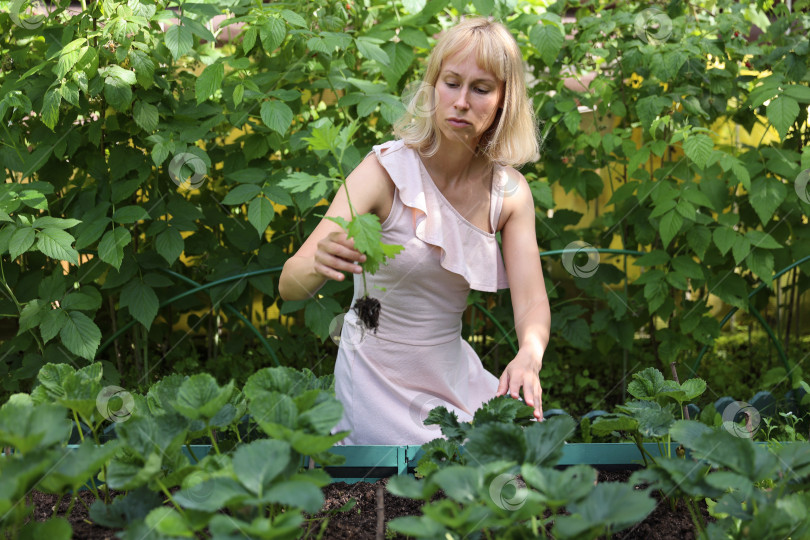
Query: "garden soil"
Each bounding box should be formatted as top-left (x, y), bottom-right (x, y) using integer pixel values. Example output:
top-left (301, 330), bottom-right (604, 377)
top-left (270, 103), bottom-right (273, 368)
top-left (29, 469), bottom-right (712, 539)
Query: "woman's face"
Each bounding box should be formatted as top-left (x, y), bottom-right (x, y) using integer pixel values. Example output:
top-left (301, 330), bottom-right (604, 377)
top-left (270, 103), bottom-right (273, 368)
top-left (433, 51), bottom-right (504, 153)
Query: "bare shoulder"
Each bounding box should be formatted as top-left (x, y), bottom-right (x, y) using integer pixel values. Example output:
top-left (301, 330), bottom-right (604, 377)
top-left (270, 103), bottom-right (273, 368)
top-left (344, 150), bottom-right (396, 219)
top-left (497, 166), bottom-right (533, 231)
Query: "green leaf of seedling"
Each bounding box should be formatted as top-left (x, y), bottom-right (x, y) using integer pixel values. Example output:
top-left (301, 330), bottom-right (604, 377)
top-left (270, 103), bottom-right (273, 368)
top-left (627, 367), bottom-right (669, 400)
top-left (464, 423), bottom-right (526, 465)
top-left (387, 473), bottom-right (430, 500)
top-left (58, 362), bottom-right (104, 421)
top-left (618, 401), bottom-right (674, 438)
top-left (0, 400), bottom-right (71, 453)
top-left (39, 440), bottom-right (120, 493)
top-left (424, 406), bottom-right (467, 443)
top-left (144, 507), bottom-right (194, 537)
top-left (233, 439), bottom-right (291, 496)
top-left (174, 477), bottom-right (252, 512)
top-left (18, 517), bottom-right (72, 540)
top-left (388, 516), bottom-right (449, 538)
top-left (473, 395), bottom-right (536, 425)
top-left (89, 486), bottom-right (162, 528)
top-left (554, 482), bottom-right (656, 538)
top-left (173, 374), bottom-right (235, 421)
top-left (679, 378), bottom-right (707, 401)
top-left (331, 213), bottom-right (403, 274)
top-left (590, 414), bottom-right (638, 438)
top-left (112, 413), bottom-right (188, 464)
top-left (432, 465), bottom-right (483, 504)
top-left (290, 431), bottom-right (349, 455)
top-left (669, 420), bottom-right (779, 482)
top-left (521, 464), bottom-right (596, 509)
top-left (248, 392), bottom-right (299, 436)
top-left (252, 481), bottom-right (324, 514)
top-left (523, 415), bottom-right (576, 467)
top-left (207, 513), bottom-right (305, 538)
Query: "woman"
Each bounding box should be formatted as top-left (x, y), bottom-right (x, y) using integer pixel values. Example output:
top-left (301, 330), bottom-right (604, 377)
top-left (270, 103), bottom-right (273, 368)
top-left (278, 17), bottom-right (550, 445)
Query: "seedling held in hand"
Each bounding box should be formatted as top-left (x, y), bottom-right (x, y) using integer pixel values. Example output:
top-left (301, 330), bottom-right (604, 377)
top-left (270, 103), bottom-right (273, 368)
top-left (304, 119), bottom-right (403, 332)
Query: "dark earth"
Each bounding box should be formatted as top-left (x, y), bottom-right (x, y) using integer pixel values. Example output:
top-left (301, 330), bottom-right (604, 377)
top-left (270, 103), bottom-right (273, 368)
top-left (27, 469), bottom-right (711, 539)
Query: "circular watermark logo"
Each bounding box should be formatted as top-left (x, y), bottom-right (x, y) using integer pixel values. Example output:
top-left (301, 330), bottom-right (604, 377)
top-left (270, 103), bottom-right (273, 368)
top-left (795, 168), bottom-right (810, 205)
top-left (10, 0), bottom-right (45, 29)
top-left (401, 81), bottom-right (439, 120)
top-left (721, 400), bottom-right (761, 439)
top-left (634, 8), bottom-right (673, 45)
top-left (408, 393), bottom-right (444, 431)
top-left (181, 471), bottom-right (215, 504)
top-left (489, 473), bottom-right (527, 511)
top-left (168, 153), bottom-right (207, 191)
top-left (493, 169), bottom-right (521, 199)
top-left (328, 312), bottom-right (367, 352)
top-left (96, 386), bottom-right (135, 423)
top-left (561, 241), bottom-right (600, 278)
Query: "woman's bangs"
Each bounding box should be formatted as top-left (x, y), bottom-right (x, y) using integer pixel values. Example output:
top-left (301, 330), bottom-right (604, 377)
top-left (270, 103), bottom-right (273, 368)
top-left (442, 30), bottom-right (506, 82)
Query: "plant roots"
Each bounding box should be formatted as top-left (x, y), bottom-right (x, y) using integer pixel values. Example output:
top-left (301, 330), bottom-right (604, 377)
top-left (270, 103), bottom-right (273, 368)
top-left (353, 296), bottom-right (381, 333)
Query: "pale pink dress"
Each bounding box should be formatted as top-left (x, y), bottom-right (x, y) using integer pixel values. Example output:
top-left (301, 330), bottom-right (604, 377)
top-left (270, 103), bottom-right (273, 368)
top-left (333, 139), bottom-right (511, 445)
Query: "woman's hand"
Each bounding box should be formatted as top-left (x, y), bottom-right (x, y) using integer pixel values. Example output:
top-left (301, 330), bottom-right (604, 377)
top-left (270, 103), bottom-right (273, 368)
top-left (496, 349), bottom-right (543, 420)
top-left (313, 230), bottom-right (367, 282)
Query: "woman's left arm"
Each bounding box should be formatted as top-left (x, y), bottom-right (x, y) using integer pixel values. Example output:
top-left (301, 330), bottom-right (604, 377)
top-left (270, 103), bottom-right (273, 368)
top-left (495, 170), bottom-right (551, 420)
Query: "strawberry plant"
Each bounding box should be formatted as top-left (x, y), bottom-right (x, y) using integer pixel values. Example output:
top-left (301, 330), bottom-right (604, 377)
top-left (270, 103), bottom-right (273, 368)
top-left (590, 367), bottom-right (707, 463)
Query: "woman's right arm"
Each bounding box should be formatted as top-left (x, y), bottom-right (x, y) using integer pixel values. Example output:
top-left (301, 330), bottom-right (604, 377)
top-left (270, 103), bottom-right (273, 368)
top-left (278, 153), bottom-right (392, 301)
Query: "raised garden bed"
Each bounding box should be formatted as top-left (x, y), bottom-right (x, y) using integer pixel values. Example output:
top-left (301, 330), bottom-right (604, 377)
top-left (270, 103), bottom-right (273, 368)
top-left (26, 469), bottom-right (712, 540)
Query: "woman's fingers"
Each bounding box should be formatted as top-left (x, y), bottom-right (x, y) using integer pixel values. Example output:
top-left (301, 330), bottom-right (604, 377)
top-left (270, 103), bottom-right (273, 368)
top-left (314, 234), bottom-right (367, 280)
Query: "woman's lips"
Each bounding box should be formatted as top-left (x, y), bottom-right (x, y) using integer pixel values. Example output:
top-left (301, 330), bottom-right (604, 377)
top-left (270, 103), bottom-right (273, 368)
top-left (447, 118), bottom-right (470, 127)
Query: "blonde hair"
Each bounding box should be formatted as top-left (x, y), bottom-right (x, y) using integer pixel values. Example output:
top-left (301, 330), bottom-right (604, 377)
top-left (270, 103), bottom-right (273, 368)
top-left (393, 17), bottom-right (539, 168)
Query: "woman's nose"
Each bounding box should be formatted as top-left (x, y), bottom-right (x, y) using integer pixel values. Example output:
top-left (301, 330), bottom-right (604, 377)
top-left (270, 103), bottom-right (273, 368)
top-left (453, 89), bottom-right (470, 110)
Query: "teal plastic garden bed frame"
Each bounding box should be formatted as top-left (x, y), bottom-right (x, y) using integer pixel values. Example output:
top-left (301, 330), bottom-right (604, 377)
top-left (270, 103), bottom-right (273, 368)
top-left (173, 442), bottom-right (692, 483)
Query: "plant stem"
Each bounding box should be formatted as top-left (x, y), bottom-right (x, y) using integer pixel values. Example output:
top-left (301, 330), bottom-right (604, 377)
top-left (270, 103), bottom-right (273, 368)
top-left (156, 478), bottom-right (187, 518)
top-left (51, 493), bottom-right (64, 518)
top-left (73, 410), bottom-right (85, 442)
top-left (208, 427), bottom-right (221, 454)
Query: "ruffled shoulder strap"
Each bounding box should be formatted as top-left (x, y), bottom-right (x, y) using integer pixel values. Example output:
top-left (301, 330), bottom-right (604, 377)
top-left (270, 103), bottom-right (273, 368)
top-left (371, 139), bottom-right (509, 292)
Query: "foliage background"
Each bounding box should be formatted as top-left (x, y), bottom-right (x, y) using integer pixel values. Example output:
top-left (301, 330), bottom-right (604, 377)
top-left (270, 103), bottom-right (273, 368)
top-left (1, 0), bottom-right (809, 414)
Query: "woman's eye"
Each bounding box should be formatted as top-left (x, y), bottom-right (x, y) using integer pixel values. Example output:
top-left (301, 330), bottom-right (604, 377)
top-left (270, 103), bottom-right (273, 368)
top-left (475, 87), bottom-right (490, 94)
top-left (445, 81), bottom-right (458, 88)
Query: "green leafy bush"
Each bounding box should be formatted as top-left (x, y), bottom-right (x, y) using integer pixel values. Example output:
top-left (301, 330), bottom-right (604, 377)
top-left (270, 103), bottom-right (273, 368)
top-left (1, 0), bottom-right (808, 413)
